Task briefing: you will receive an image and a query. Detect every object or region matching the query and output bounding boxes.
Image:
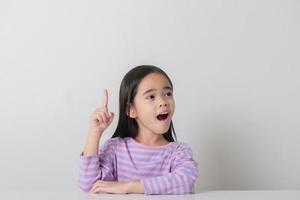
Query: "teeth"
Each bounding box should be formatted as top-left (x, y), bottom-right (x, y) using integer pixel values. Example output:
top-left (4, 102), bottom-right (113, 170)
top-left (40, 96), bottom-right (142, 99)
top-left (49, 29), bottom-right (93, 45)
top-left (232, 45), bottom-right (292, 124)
top-left (159, 112), bottom-right (168, 115)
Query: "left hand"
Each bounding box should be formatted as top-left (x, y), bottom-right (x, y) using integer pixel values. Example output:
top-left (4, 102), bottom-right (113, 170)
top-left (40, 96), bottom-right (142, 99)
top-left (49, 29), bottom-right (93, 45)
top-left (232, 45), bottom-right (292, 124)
top-left (89, 180), bottom-right (130, 194)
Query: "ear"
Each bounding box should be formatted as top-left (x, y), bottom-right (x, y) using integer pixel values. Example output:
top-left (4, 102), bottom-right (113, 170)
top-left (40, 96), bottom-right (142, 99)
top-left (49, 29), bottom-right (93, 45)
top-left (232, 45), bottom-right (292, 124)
top-left (127, 103), bottom-right (137, 118)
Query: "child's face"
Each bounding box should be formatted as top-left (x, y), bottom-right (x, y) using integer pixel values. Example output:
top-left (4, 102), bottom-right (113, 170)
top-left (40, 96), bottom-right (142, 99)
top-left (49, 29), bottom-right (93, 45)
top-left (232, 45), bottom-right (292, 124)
top-left (129, 73), bottom-right (175, 136)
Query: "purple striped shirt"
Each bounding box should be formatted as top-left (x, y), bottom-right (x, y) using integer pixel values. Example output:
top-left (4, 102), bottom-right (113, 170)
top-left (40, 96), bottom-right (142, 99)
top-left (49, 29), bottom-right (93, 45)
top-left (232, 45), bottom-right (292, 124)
top-left (78, 137), bottom-right (198, 195)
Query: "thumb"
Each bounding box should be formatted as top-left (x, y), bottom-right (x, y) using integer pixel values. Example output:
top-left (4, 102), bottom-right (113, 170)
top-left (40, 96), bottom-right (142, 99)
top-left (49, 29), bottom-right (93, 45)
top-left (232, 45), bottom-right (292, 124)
top-left (108, 112), bottom-right (115, 123)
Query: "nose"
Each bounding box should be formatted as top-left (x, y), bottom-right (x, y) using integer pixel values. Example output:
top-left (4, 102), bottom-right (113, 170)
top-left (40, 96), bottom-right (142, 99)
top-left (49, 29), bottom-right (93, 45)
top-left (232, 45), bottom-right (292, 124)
top-left (160, 103), bottom-right (168, 107)
top-left (158, 95), bottom-right (169, 107)
top-left (159, 99), bottom-right (168, 107)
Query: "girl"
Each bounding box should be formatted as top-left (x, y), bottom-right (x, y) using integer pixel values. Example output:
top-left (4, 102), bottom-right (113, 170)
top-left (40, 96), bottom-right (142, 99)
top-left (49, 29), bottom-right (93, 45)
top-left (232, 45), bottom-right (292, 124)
top-left (78, 65), bottom-right (198, 195)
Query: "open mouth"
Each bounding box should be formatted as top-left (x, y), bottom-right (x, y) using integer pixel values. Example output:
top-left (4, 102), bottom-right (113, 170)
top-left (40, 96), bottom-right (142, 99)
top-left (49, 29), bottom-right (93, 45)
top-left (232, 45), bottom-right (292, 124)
top-left (156, 113), bottom-right (169, 121)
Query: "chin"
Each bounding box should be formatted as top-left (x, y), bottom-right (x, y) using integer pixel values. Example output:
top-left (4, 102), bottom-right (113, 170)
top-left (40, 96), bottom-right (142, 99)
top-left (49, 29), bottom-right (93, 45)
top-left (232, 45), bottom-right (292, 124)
top-left (154, 126), bottom-right (171, 135)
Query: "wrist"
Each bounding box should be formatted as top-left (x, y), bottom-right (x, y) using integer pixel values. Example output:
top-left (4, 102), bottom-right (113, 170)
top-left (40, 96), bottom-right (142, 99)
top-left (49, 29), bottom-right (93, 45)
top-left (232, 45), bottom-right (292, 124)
top-left (126, 180), bottom-right (144, 194)
top-left (88, 129), bottom-right (103, 137)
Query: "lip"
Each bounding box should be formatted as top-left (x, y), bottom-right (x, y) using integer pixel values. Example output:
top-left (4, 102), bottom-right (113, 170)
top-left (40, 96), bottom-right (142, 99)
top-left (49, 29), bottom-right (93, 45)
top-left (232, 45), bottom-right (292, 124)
top-left (156, 110), bottom-right (169, 116)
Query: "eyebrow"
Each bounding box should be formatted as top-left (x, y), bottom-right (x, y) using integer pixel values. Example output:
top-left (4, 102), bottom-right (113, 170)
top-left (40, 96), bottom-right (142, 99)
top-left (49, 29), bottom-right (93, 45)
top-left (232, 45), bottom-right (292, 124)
top-left (142, 86), bottom-right (173, 96)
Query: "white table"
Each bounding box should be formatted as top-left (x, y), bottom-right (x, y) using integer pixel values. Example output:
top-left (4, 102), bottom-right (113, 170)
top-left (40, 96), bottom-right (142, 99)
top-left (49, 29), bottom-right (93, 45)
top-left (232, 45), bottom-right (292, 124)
top-left (0, 190), bottom-right (299, 200)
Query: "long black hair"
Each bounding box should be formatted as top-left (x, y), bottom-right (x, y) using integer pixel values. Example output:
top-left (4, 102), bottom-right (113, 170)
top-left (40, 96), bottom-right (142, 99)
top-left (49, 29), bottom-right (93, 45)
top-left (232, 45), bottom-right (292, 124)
top-left (111, 65), bottom-right (177, 142)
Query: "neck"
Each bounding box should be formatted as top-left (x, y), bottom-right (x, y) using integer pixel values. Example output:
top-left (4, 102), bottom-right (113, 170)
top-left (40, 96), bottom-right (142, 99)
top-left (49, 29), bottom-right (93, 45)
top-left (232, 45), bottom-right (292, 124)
top-left (135, 134), bottom-right (164, 146)
top-left (134, 123), bottom-right (167, 146)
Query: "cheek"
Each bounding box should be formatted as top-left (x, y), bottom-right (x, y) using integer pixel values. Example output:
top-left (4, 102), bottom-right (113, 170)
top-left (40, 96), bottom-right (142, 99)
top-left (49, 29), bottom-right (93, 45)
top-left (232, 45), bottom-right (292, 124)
top-left (136, 103), bottom-right (154, 116)
top-left (169, 99), bottom-right (175, 110)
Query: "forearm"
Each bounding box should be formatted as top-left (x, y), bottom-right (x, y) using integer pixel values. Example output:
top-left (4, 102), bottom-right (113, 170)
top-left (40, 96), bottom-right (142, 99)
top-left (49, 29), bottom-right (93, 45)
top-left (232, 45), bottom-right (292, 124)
top-left (83, 129), bottom-right (102, 156)
top-left (127, 181), bottom-right (145, 194)
top-left (141, 173), bottom-right (196, 195)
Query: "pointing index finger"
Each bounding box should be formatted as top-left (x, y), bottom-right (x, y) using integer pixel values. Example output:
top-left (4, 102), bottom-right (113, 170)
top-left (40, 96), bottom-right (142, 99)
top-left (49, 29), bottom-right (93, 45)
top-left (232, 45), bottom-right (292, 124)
top-left (102, 89), bottom-right (108, 108)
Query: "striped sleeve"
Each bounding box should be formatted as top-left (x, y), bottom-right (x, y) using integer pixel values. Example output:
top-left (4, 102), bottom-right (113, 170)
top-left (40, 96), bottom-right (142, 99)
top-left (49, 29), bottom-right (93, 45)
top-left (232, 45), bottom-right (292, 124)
top-left (78, 139), bottom-right (116, 192)
top-left (140, 143), bottom-right (198, 195)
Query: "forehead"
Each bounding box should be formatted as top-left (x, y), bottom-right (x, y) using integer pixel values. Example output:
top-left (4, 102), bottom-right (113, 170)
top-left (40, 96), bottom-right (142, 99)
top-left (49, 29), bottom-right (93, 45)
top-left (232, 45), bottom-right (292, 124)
top-left (137, 73), bottom-right (171, 93)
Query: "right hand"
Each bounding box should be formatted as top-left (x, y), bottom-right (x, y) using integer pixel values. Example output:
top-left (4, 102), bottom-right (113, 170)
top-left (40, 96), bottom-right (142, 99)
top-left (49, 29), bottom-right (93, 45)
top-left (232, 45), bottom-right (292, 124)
top-left (89, 89), bottom-right (114, 135)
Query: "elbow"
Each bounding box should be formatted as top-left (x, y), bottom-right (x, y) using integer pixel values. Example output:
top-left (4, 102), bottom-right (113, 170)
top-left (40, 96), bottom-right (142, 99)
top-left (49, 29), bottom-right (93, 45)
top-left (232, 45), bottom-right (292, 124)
top-left (78, 177), bottom-right (97, 193)
top-left (176, 174), bottom-right (198, 195)
top-left (78, 169), bottom-right (102, 192)
top-left (78, 182), bottom-right (91, 193)
top-left (174, 182), bottom-right (196, 195)
top-left (187, 172), bottom-right (198, 194)
top-left (185, 181), bottom-right (197, 194)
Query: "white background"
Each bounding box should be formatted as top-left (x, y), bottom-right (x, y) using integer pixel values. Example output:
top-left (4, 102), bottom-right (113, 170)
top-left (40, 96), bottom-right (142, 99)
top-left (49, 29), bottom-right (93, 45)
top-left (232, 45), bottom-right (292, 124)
top-left (0, 0), bottom-right (299, 191)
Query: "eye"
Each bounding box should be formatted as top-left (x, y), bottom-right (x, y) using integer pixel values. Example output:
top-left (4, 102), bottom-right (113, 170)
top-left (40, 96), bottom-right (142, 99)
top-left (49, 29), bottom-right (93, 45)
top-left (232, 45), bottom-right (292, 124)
top-left (146, 95), bottom-right (155, 100)
top-left (166, 91), bottom-right (173, 96)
